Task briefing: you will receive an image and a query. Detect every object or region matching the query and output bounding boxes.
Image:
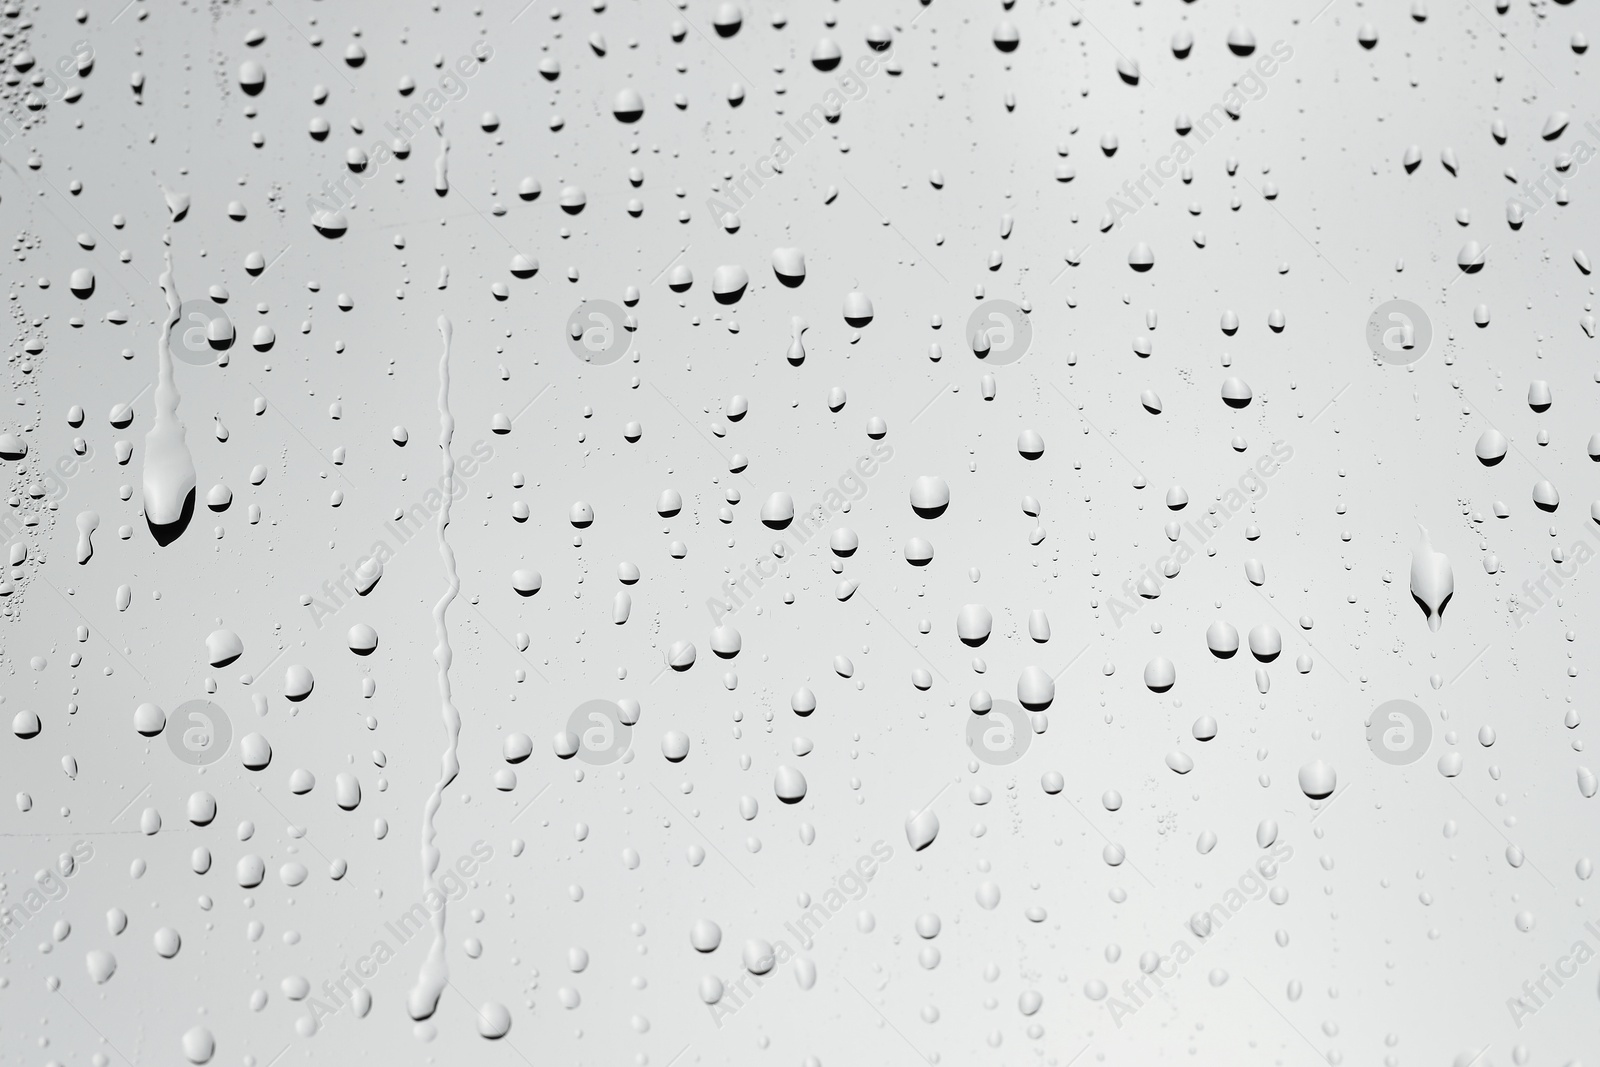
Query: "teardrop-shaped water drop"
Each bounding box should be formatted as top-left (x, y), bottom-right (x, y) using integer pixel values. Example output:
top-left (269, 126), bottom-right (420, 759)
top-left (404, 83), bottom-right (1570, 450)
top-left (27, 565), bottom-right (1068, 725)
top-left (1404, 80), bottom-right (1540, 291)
top-left (1410, 524), bottom-right (1454, 631)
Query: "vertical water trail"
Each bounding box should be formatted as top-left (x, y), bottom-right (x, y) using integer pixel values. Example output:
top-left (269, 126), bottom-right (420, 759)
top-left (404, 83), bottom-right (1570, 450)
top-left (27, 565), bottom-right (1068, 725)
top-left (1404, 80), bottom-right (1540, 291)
top-left (434, 132), bottom-right (450, 196)
top-left (407, 316), bottom-right (462, 1022)
top-left (141, 254), bottom-right (197, 527)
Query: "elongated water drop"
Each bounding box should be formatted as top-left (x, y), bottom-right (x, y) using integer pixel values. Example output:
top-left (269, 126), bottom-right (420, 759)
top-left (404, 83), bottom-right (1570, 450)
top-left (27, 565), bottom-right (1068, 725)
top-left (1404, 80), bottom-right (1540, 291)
top-left (141, 255), bottom-right (197, 538)
top-left (1410, 524), bottom-right (1454, 631)
top-left (75, 510), bottom-right (99, 563)
top-left (787, 318), bottom-right (807, 364)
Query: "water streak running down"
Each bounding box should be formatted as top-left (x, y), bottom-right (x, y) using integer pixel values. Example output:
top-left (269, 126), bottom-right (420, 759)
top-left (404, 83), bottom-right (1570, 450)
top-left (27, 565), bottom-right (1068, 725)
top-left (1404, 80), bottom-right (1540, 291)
top-left (434, 132), bottom-right (450, 197)
top-left (408, 316), bottom-right (462, 1022)
top-left (141, 255), bottom-right (197, 531)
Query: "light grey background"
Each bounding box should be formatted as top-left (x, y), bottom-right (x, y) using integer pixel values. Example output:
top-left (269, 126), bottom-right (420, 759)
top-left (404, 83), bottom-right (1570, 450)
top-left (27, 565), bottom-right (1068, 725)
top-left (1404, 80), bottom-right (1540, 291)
top-left (1, 0), bottom-right (1598, 1064)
